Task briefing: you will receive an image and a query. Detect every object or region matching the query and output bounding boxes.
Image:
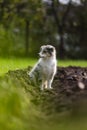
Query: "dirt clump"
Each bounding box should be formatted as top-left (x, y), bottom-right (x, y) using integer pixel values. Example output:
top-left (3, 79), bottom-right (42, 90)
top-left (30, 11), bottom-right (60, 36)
top-left (49, 66), bottom-right (87, 113)
top-left (54, 66), bottom-right (87, 95)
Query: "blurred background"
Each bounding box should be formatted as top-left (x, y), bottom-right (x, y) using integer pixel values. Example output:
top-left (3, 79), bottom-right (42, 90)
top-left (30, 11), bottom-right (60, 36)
top-left (0, 1), bottom-right (87, 130)
top-left (0, 0), bottom-right (87, 59)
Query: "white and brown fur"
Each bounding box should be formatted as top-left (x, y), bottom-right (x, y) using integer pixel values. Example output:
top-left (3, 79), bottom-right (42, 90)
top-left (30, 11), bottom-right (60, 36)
top-left (28, 45), bottom-right (57, 90)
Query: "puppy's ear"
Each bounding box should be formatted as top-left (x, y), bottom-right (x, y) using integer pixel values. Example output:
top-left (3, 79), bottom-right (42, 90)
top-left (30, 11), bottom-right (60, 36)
top-left (53, 46), bottom-right (56, 50)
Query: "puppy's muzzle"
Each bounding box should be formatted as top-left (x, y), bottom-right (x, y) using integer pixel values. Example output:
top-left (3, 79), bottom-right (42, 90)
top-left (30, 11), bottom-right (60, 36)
top-left (38, 53), bottom-right (45, 58)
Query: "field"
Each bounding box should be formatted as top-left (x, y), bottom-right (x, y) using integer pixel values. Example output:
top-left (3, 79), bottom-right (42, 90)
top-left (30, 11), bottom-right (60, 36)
top-left (0, 58), bottom-right (87, 75)
top-left (0, 58), bottom-right (87, 130)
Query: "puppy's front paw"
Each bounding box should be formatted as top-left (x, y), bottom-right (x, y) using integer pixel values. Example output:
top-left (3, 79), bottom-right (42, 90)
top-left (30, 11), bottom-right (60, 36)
top-left (27, 72), bottom-right (33, 79)
top-left (46, 86), bottom-right (53, 90)
top-left (49, 87), bottom-right (53, 89)
top-left (40, 85), bottom-right (44, 91)
top-left (40, 88), bottom-right (44, 91)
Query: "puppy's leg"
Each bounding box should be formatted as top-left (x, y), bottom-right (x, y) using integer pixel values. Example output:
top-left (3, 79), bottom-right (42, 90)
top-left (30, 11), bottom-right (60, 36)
top-left (28, 63), bottom-right (40, 85)
top-left (47, 75), bottom-right (55, 89)
top-left (44, 81), bottom-right (47, 89)
top-left (28, 72), bottom-right (36, 86)
top-left (41, 79), bottom-right (47, 91)
top-left (47, 80), bottom-right (53, 89)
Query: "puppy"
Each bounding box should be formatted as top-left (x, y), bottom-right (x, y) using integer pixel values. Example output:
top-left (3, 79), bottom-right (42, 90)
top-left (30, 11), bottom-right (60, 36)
top-left (28, 45), bottom-right (57, 90)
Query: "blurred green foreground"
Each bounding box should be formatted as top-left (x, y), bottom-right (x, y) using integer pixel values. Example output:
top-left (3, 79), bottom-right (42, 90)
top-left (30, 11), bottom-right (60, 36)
top-left (0, 66), bottom-right (87, 130)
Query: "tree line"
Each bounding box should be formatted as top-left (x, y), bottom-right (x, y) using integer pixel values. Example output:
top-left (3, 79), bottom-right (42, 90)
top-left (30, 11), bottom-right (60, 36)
top-left (0, 0), bottom-right (87, 59)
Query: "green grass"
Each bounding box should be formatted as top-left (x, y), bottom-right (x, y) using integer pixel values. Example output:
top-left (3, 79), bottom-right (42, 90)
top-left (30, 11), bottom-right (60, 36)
top-left (0, 58), bottom-right (37, 75)
top-left (0, 58), bottom-right (87, 75)
top-left (59, 60), bottom-right (87, 67)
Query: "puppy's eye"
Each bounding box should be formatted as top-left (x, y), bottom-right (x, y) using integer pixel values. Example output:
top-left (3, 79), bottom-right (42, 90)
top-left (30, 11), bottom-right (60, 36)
top-left (43, 50), bottom-right (47, 53)
top-left (47, 48), bottom-right (53, 52)
top-left (50, 48), bottom-right (53, 52)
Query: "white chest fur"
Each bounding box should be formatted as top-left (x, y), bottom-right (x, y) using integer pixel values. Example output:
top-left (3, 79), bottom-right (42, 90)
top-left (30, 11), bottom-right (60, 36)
top-left (38, 57), bottom-right (57, 79)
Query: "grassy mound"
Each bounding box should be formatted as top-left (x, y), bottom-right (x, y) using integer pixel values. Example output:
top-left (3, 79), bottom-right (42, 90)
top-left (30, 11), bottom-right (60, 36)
top-left (0, 66), bottom-right (87, 130)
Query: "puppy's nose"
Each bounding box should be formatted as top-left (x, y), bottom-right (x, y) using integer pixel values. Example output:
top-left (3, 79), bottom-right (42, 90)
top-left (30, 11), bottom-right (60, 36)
top-left (38, 53), bottom-right (42, 58)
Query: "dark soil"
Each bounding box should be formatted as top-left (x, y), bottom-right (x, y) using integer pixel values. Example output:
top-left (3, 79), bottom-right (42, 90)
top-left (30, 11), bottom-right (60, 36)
top-left (54, 66), bottom-right (87, 101)
top-left (51, 66), bottom-right (87, 113)
top-left (7, 66), bottom-right (87, 115)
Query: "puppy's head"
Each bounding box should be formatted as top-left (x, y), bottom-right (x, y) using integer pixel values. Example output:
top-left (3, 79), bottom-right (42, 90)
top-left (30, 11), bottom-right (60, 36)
top-left (39, 45), bottom-right (56, 58)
